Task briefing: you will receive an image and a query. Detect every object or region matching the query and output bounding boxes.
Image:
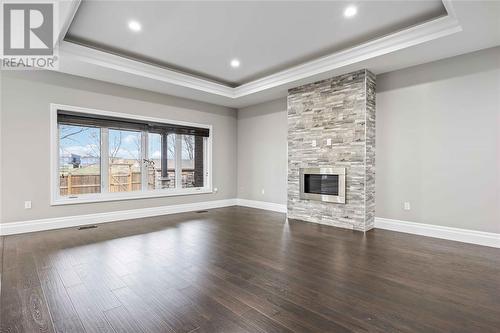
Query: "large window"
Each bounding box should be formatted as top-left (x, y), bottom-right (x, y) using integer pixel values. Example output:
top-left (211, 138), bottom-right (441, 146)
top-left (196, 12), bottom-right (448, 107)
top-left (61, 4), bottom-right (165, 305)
top-left (52, 105), bottom-right (211, 204)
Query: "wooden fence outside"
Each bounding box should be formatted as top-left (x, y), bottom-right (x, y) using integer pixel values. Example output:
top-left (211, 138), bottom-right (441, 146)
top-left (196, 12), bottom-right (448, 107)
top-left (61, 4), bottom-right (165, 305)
top-left (60, 174), bottom-right (101, 196)
top-left (60, 168), bottom-right (195, 196)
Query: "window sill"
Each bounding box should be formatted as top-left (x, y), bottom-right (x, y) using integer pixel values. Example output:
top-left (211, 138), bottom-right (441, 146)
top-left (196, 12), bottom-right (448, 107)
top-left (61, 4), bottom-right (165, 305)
top-left (51, 187), bottom-right (213, 206)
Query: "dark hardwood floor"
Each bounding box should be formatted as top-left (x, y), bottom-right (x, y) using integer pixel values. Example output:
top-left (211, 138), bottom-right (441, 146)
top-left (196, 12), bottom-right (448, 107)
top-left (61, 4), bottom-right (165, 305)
top-left (1, 206), bottom-right (499, 333)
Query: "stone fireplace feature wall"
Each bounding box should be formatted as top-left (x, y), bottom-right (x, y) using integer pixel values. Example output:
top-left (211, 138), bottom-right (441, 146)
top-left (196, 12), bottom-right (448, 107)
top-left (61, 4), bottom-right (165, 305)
top-left (287, 69), bottom-right (376, 231)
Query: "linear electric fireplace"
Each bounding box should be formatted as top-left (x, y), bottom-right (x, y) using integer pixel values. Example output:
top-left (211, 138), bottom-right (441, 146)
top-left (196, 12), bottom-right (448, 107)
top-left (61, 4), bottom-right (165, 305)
top-left (300, 167), bottom-right (346, 203)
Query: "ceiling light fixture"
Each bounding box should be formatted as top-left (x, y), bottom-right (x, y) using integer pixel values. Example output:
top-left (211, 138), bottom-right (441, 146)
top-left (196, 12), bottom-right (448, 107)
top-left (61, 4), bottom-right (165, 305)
top-left (344, 5), bottom-right (357, 18)
top-left (230, 59), bottom-right (241, 68)
top-left (128, 20), bottom-right (142, 32)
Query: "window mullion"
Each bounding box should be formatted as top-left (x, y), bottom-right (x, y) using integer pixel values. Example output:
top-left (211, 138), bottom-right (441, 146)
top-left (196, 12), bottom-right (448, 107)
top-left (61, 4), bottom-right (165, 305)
top-left (101, 127), bottom-right (109, 194)
top-left (141, 132), bottom-right (148, 191)
top-left (204, 138), bottom-right (208, 189)
top-left (175, 134), bottom-right (182, 189)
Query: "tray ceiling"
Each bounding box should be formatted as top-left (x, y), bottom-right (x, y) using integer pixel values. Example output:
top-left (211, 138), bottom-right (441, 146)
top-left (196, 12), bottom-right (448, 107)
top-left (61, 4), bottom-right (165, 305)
top-left (54, 1), bottom-right (500, 108)
top-left (65, 1), bottom-right (446, 87)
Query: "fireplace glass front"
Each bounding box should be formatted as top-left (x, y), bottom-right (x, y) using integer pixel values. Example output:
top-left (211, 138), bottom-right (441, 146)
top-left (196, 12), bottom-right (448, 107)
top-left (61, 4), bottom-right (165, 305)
top-left (300, 167), bottom-right (345, 203)
top-left (304, 174), bottom-right (339, 196)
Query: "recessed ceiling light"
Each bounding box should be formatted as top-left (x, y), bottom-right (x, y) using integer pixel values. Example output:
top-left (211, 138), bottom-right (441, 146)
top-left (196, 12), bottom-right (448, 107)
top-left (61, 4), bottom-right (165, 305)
top-left (230, 59), bottom-right (241, 68)
top-left (344, 5), bottom-right (357, 18)
top-left (128, 20), bottom-right (142, 32)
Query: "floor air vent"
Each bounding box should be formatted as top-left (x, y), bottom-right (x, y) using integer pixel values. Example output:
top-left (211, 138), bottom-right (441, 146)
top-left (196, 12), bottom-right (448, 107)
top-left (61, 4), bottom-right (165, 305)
top-left (195, 210), bottom-right (209, 213)
top-left (78, 225), bottom-right (98, 230)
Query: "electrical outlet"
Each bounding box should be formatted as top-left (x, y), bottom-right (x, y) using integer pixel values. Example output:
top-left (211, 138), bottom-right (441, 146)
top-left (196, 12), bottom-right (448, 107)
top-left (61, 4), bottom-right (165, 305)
top-left (403, 202), bottom-right (411, 210)
top-left (326, 138), bottom-right (332, 146)
top-left (24, 201), bottom-right (32, 209)
top-left (261, 189), bottom-right (265, 195)
top-left (311, 140), bottom-right (316, 147)
top-left (213, 187), bottom-right (219, 193)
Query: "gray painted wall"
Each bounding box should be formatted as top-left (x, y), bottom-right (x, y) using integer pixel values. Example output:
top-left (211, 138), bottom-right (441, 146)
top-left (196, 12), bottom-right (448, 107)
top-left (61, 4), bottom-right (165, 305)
top-left (1, 70), bottom-right (237, 223)
top-left (236, 46), bottom-right (500, 233)
top-left (376, 46), bottom-right (500, 233)
top-left (237, 98), bottom-right (287, 205)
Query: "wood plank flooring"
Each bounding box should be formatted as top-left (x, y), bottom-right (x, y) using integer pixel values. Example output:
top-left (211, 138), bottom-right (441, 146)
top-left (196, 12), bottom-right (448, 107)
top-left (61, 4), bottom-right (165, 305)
top-left (1, 206), bottom-right (499, 332)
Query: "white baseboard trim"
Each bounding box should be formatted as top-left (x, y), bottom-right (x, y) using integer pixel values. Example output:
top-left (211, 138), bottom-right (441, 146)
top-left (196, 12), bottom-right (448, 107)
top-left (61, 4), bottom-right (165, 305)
top-left (2, 200), bottom-right (498, 249)
top-left (375, 217), bottom-right (500, 248)
top-left (0, 199), bottom-right (237, 236)
top-left (236, 198), bottom-right (287, 213)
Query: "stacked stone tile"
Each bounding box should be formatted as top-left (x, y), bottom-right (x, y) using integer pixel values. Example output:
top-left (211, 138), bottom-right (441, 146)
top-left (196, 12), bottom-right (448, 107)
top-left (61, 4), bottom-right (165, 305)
top-left (287, 69), bottom-right (376, 231)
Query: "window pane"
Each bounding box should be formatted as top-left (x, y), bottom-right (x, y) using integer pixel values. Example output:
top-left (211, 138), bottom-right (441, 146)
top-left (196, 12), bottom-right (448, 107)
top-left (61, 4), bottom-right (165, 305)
top-left (109, 129), bottom-right (141, 192)
top-left (147, 133), bottom-right (176, 190)
top-left (181, 135), bottom-right (204, 188)
top-left (59, 124), bottom-right (101, 196)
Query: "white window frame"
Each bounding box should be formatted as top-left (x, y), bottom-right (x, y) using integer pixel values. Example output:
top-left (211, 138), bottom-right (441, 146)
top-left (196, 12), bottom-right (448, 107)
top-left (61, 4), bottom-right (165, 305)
top-left (50, 103), bottom-right (213, 206)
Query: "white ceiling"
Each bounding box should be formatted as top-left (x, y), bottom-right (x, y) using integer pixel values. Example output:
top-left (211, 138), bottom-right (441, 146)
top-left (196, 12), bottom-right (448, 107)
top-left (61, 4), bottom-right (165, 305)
top-left (55, 1), bottom-right (500, 108)
top-left (66, 1), bottom-right (446, 86)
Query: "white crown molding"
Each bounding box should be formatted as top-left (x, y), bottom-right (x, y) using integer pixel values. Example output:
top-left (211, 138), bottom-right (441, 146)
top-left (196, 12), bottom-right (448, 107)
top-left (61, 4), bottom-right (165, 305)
top-left (55, 0), bottom-right (81, 47)
top-left (234, 13), bottom-right (461, 97)
top-left (441, 0), bottom-right (458, 18)
top-left (236, 199), bottom-right (287, 213)
top-left (0, 199), bottom-right (237, 236)
top-left (59, 41), bottom-right (235, 98)
top-left (56, 2), bottom-right (462, 103)
top-left (375, 217), bottom-right (500, 248)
